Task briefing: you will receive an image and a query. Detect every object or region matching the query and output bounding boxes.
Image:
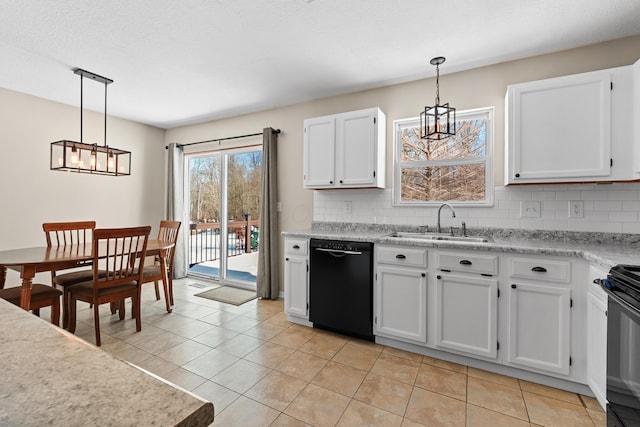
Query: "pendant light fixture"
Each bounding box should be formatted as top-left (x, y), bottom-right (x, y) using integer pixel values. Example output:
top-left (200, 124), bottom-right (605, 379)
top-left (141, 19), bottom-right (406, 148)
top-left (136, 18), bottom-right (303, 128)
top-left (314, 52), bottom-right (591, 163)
top-left (50, 68), bottom-right (131, 176)
top-left (420, 56), bottom-right (456, 140)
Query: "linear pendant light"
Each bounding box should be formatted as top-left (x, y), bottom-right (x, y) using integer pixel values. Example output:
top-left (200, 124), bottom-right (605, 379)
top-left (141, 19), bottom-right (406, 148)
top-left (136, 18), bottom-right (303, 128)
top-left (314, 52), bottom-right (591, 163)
top-left (50, 68), bottom-right (131, 176)
top-left (420, 56), bottom-right (456, 140)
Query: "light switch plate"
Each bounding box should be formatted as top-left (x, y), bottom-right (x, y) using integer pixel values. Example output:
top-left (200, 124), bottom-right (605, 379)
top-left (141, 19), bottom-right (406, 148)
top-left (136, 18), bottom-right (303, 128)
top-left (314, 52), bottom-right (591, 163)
top-left (568, 200), bottom-right (584, 218)
top-left (520, 201), bottom-right (541, 218)
top-left (343, 201), bottom-right (352, 215)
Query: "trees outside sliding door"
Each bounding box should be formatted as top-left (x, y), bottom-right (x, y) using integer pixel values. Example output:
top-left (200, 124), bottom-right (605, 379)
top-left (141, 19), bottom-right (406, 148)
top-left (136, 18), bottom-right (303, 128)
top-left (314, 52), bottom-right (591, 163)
top-left (187, 147), bottom-right (262, 288)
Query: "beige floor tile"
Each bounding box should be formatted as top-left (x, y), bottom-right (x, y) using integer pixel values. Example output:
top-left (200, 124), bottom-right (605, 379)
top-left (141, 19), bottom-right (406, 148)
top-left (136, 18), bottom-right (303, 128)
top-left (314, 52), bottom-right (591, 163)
top-left (269, 327), bottom-right (313, 349)
top-left (580, 394), bottom-right (604, 412)
top-left (191, 325), bottom-right (239, 347)
top-left (348, 337), bottom-right (385, 352)
top-left (219, 315), bottom-right (262, 333)
top-left (269, 413), bottom-right (311, 426)
top-left (422, 355), bottom-right (468, 374)
top-left (401, 419), bottom-right (428, 427)
top-left (214, 333), bottom-right (264, 357)
top-left (156, 339), bottom-right (212, 365)
top-left (245, 370), bottom-right (307, 411)
top-left (467, 376), bottom-right (528, 421)
top-left (213, 395), bottom-right (279, 427)
top-left (332, 342), bottom-right (381, 371)
top-left (466, 403), bottom-right (530, 427)
top-left (161, 367), bottom-right (207, 391)
top-left (191, 380), bottom-right (240, 413)
top-left (311, 361), bottom-right (367, 397)
top-left (276, 350), bottom-right (328, 382)
top-left (284, 383), bottom-right (351, 426)
top-left (298, 334), bottom-right (347, 359)
top-left (199, 310), bottom-right (239, 326)
top-left (354, 373), bottom-right (413, 416)
top-left (182, 348), bottom-right (240, 378)
top-left (336, 399), bottom-right (403, 426)
top-left (111, 344), bottom-right (154, 365)
top-left (242, 305), bottom-right (284, 321)
top-left (587, 407), bottom-right (606, 427)
top-left (370, 353), bottom-right (420, 385)
top-left (404, 386), bottom-right (466, 427)
top-left (519, 379), bottom-right (582, 405)
top-left (382, 346), bottom-right (424, 363)
top-left (243, 341), bottom-right (295, 369)
top-left (414, 363), bottom-right (467, 401)
top-left (523, 391), bottom-right (594, 427)
top-left (211, 359), bottom-right (271, 394)
top-left (135, 355), bottom-right (179, 377)
top-left (264, 311), bottom-right (293, 328)
top-left (468, 367), bottom-right (520, 389)
top-left (134, 330), bottom-right (188, 355)
top-left (243, 322), bottom-right (287, 340)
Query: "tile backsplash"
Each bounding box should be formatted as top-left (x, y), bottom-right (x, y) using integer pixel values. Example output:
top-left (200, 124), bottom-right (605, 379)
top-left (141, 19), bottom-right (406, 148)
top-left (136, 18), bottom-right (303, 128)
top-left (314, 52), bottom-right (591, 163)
top-left (313, 183), bottom-right (640, 234)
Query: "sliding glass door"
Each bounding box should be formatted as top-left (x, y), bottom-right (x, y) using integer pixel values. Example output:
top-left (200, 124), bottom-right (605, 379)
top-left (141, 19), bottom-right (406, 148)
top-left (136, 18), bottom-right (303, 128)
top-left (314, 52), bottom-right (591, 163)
top-left (187, 146), bottom-right (262, 289)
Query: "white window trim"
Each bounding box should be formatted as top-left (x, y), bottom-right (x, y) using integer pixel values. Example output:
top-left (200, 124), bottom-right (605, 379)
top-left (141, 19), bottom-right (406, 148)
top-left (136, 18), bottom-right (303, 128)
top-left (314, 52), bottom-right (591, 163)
top-left (392, 106), bottom-right (495, 207)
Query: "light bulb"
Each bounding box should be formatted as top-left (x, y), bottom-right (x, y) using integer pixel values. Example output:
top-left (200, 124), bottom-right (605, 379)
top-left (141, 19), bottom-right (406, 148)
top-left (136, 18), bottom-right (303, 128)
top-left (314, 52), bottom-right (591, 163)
top-left (70, 146), bottom-right (79, 164)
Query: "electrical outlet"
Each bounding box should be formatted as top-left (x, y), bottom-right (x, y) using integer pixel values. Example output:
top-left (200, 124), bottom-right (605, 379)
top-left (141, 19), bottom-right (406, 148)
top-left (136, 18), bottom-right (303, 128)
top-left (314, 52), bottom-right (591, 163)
top-left (343, 201), bottom-right (352, 215)
top-left (568, 200), bottom-right (584, 218)
top-left (520, 201), bottom-right (541, 218)
top-left (276, 202), bottom-right (282, 212)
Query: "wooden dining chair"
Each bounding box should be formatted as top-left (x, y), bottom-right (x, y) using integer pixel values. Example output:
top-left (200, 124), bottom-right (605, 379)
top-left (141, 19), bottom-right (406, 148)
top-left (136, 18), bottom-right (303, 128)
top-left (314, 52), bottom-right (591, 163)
top-left (67, 226), bottom-right (151, 346)
top-left (140, 220), bottom-right (181, 310)
top-left (43, 221), bottom-right (98, 327)
top-left (0, 284), bottom-right (63, 325)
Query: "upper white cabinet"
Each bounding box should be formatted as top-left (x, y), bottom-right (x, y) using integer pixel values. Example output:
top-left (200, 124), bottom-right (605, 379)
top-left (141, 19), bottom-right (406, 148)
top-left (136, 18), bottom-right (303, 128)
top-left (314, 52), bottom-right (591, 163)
top-left (505, 65), bottom-right (635, 184)
top-left (303, 107), bottom-right (386, 189)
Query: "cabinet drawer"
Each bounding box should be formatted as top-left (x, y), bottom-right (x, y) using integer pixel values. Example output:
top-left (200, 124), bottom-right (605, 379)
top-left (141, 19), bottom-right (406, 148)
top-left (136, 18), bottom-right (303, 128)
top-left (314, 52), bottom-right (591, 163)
top-left (436, 252), bottom-right (498, 276)
top-left (285, 238), bottom-right (308, 256)
top-left (377, 246), bottom-right (427, 268)
top-left (509, 257), bottom-right (571, 283)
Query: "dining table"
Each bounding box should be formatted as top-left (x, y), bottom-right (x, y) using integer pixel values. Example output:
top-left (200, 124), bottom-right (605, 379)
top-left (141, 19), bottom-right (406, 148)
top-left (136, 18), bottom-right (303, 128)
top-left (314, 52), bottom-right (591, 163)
top-left (0, 239), bottom-right (176, 314)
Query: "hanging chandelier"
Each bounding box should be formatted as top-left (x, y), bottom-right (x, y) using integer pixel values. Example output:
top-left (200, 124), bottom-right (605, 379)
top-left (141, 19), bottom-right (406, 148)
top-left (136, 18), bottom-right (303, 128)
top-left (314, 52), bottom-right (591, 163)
top-left (50, 68), bottom-right (131, 176)
top-left (420, 56), bottom-right (456, 140)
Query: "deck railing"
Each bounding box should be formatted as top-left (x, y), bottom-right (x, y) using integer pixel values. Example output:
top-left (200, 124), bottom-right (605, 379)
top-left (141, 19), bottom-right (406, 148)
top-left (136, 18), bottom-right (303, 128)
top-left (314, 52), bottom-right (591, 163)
top-left (189, 215), bottom-right (259, 267)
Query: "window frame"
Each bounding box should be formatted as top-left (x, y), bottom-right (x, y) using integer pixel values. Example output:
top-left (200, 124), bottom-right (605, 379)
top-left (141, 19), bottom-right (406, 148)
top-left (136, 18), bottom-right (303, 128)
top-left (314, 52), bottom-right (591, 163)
top-left (392, 106), bottom-right (495, 207)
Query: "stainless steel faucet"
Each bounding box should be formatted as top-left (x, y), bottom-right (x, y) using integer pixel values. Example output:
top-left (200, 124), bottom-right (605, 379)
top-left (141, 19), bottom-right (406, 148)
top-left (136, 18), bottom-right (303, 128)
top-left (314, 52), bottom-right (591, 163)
top-left (437, 203), bottom-right (456, 234)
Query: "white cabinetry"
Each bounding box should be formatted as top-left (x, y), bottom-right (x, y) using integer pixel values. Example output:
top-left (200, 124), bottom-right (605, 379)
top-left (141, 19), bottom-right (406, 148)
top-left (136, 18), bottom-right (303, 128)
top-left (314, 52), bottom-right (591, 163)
top-left (284, 238), bottom-right (309, 322)
top-left (435, 251), bottom-right (499, 359)
top-left (505, 65), bottom-right (635, 184)
top-left (374, 245), bottom-right (428, 343)
top-left (587, 265), bottom-right (608, 410)
top-left (303, 107), bottom-right (385, 189)
top-left (506, 257), bottom-right (572, 376)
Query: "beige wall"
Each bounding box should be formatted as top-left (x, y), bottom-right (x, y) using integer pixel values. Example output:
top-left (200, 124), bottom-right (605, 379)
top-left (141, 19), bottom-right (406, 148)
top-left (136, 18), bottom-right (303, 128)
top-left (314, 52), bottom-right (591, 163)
top-left (0, 87), bottom-right (165, 285)
top-left (166, 35), bottom-right (640, 293)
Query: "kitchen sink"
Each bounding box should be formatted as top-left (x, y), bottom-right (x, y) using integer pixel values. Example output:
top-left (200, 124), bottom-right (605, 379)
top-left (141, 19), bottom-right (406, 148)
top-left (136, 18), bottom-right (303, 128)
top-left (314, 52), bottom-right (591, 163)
top-left (386, 231), bottom-right (493, 243)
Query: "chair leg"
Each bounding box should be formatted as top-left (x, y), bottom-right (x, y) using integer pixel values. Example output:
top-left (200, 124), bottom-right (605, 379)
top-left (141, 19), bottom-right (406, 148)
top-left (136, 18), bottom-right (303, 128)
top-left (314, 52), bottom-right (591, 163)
top-left (134, 294), bottom-right (142, 332)
top-left (68, 296), bottom-right (77, 333)
top-left (51, 295), bottom-right (60, 326)
top-left (94, 302), bottom-right (101, 347)
top-left (168, 275), bottom-right (174, 306)
top-left (62, 289), bottom-right (70, 329)
top-left (33, 308), bottom-right (41, 317)
top-left (118, 299), bottom-right (126, 321)
top-left (154, 280), bottom-right (160, 300)
top-left (161, 278), bottom-right (172, 313)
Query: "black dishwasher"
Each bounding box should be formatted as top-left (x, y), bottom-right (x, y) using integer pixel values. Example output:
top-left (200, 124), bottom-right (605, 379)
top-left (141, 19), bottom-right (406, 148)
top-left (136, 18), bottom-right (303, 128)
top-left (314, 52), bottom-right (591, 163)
top-left (309, 238), bottom-right (374, 341)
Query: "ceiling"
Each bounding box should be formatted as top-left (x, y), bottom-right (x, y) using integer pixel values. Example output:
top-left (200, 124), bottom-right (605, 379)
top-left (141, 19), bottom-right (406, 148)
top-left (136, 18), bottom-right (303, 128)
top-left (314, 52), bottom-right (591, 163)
top-left (1, 0), bottom-right (639, 129)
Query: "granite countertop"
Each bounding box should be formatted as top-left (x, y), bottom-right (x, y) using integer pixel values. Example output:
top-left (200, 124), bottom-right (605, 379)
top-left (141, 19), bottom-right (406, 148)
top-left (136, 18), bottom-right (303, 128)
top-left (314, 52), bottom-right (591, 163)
top-left (282, 222), bottom-right (640, 271)
top-left (0, 299), bottom-right (214, 427)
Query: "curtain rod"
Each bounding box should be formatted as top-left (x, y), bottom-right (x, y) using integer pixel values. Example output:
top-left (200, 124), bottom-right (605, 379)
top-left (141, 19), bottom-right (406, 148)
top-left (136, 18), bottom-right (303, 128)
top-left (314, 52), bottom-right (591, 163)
top-left (165, 128), bottom-right (281, 149)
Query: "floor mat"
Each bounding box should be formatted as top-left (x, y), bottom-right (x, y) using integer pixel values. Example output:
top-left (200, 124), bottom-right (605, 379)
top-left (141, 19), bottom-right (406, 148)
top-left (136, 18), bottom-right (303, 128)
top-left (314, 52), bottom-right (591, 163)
top-left (189, 264), bottom-right (257, 282)
top-left (194, 286), bottom-right (257, 306)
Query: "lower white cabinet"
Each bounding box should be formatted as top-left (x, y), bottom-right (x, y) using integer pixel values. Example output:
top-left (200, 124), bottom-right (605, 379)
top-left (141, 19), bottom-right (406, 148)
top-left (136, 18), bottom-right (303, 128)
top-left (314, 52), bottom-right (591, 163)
top-left (506, 282), bottom-right (572, 375)
top-left (435, 273), bottom-right (498, 359)
top-left (284, 238), bottom-right (309, 319)
top-left (587, 266), bottom-right (608, 410)
top-left (374, 245), bottom-right (428, 343)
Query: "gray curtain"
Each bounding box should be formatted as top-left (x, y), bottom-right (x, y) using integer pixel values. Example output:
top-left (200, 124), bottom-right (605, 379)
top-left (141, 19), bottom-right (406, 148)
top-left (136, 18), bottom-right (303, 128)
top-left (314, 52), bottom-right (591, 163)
top-left (167, 143), bottom-right (187, 278)
top-left (256, 128), bottom-right (279, 299)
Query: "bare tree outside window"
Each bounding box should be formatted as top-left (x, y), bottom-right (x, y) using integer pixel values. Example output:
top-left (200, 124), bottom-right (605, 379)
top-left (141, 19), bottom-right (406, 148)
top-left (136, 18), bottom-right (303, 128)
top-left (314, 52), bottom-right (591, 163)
top-left (394, 107), bottom-right (494, 206)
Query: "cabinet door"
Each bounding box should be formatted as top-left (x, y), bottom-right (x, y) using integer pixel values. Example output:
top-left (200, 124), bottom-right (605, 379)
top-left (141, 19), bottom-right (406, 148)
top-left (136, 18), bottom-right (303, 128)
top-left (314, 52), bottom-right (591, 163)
top-left (507, 282), bottom-right (571, 375)
top-left (435, 274), bottom-right (498, 359)
top-left (336, 109), bottom-right (377, 187)
top-left (506, 71), bottom-right (611, 183)
top-left (587, 285), bottom-right (607, 410)
top-left (375, 265), bottom-right (427, 342)
top-left (284, 255), bottom-right (308, 318)
top-left (303, 116), bottom-right (335, 188)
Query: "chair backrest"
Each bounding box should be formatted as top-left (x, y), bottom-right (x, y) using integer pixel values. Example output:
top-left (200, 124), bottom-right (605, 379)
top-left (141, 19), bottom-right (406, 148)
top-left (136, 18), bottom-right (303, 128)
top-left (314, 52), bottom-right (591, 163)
top-left (157, 220), bottom-right (181, 270)
top-left (43, 221), bottom-right (96, 248)
top-left (93, 226), bottom-right (151, 289)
